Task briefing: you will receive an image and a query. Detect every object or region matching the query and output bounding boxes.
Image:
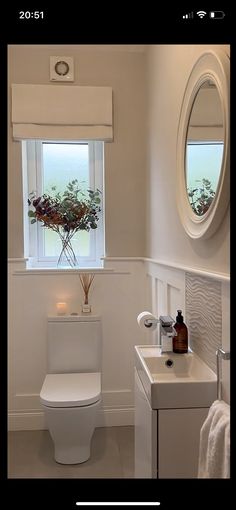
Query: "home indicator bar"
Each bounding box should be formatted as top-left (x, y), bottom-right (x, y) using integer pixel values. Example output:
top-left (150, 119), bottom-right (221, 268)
top-left (76, 504), bottom-right (161, 507)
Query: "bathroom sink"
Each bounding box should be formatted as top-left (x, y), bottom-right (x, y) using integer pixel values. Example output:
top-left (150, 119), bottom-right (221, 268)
top-left (135, 345), bottom-right (217, 409)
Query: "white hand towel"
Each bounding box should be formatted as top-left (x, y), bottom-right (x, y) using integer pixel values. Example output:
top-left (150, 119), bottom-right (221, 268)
top-left (198, 399), bottom-right (230, 478)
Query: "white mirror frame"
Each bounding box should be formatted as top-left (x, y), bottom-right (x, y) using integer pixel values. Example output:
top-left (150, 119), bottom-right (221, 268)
top-left (176, 50), bottom-right (230, 239)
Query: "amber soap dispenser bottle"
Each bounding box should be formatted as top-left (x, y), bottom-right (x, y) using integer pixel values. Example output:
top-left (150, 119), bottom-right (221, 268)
top-left (173, 310), bottom-right (188, 353)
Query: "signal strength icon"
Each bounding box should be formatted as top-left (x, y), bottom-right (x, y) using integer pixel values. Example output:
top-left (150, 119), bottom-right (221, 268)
top-left (196, 10), bottom-right (207, 18)
top-left (183, 11), bottom-right (194, 19)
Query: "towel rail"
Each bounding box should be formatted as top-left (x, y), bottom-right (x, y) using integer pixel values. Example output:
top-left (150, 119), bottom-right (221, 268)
top-left (216, 348), bottom-right (230, 400)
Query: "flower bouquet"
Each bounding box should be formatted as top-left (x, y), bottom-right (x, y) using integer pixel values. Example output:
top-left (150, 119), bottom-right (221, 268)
top-left (28, 180), bottom-right (101, 267)
top-left (187, 178), bottom-right (215, 216)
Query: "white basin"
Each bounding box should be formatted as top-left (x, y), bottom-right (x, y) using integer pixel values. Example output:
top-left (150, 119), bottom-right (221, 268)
top-left (135, 345), bottom-right (217, 409)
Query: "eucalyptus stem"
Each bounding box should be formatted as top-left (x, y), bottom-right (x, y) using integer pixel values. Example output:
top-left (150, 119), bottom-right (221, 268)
top-left (28, 179), bottom-right (102, 269)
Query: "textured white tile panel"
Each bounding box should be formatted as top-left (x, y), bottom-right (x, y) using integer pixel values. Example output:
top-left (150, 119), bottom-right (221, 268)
top-left (185, 273), bottom-right (222, 373)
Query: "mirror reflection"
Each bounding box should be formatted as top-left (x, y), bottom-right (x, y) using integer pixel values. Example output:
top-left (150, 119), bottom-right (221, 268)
top-left (186, 80), bottom-right (224, 216)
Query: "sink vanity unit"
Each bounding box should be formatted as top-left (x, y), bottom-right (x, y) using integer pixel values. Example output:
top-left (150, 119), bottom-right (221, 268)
top-left (134, 346), bottom-right (217, 478)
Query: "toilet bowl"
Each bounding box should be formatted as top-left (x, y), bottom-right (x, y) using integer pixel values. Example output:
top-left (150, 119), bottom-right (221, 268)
top-left (41, 372), bottom-right (101, 464)
top-left (40, 315), bottom-right (102, 464)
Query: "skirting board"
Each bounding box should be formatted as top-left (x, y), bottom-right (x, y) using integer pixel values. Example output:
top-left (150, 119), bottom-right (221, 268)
top-left (8, 407), bottom-right (134, 431)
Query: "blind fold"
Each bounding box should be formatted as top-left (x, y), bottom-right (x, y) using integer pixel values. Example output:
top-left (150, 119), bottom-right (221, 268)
top-left (12, 84), bottom-right (113, 141)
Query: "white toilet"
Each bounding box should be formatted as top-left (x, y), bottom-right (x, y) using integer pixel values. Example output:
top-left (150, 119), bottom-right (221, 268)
top-left (40, 315), bottom-right (102, 464)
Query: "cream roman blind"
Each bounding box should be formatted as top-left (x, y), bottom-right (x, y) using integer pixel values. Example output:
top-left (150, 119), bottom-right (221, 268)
top-left (11, 84), bottom-right (113, 141)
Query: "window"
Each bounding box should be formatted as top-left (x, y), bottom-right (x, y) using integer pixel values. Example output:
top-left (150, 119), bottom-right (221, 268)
top-left (23, 140), bottom-right (104, 268)
top-left (186, 141), bottom-right (224, 193)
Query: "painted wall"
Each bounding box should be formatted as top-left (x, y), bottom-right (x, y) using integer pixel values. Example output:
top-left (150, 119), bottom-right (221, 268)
top-left (8, 259), bottom-right (230, 431)
top-left (146, 45), bottom-right (230, 275)
top-left (8, 45), bottom-right (146, 258)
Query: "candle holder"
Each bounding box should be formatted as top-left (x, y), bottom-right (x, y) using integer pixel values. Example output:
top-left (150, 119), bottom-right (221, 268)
top-left (56, 302), bottom-right (68, 315)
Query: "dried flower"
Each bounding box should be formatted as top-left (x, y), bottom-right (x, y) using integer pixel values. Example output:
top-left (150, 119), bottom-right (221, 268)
top-left (28, 180), bottom-right (101, 267)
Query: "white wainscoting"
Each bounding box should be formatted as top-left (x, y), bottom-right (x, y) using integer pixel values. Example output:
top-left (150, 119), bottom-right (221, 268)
top-left (8, 257), bottom-right (230, 430)
top-left (145, 260), bottom-right (185, 345)
top-left (8, 258), bottom-right (148, 431)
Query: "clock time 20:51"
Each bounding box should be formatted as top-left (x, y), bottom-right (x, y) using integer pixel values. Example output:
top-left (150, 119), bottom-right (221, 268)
top-left (19, 11), bottom-right (44, 19)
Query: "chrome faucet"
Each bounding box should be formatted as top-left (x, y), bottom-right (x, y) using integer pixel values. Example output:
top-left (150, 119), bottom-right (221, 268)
top-left (159, 316), bottom-right (177, 352)
top-left (144, 315), bottom-right (177, 352)
top-left (159, 315), bottom-right (177, 337)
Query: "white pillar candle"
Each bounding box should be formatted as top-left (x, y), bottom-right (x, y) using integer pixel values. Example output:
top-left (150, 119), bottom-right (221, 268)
top-left (56, 302), bottom-right (67, 315)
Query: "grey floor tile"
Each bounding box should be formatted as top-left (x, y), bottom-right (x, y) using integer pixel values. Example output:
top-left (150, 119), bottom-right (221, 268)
top-left (8, 426), bottom-right (134, 479)
top-left (116, 426), bottom-right (134, 478)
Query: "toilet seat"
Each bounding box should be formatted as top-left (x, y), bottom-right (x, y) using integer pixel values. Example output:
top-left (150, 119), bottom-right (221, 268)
top-left (40, 372), bottom-right (101, 408)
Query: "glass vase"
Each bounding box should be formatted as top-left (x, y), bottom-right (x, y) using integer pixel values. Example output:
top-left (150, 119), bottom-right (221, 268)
top-left (57, 235), bottom-right (78, 268)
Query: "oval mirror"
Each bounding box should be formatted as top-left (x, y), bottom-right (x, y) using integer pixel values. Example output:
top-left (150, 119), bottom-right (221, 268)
top-left (176, 50), bottom-right (230, 239)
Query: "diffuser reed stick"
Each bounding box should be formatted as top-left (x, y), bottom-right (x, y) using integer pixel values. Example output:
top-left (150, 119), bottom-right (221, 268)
top-left (79, 273), bottom-right (95, 305)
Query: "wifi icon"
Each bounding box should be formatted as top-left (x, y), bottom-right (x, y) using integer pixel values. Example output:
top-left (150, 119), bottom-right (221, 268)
top-left (196, 10), bottom-right (207, 18)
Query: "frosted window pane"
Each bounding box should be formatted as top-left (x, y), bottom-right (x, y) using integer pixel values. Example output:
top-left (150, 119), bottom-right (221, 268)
top-left (42, 143), bottom-right (90, 257)
top-left (43, 143), bottom-right (89, 193)
top-left (186, 143), bottom-right (223, 191)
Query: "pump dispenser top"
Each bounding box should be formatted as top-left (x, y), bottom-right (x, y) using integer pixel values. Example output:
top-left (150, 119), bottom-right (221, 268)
top-left (173, 310), bottom-right (188, 353)
top-left (176, 310), bottom-right (184, 323)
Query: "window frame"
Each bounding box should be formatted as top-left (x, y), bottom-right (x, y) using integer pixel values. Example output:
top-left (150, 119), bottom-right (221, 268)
top-left (23, 140), bottom-right (104, 268)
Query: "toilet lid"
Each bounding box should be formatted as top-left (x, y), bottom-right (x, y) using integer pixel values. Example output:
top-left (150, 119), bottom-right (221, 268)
top-left (40, 372), bottom-right (101, 408)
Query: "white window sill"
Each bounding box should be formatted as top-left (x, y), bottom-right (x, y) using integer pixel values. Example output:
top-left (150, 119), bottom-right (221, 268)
top-left (8, 258), bottom-right (131, 275)
top-left (14, 267), bottom-right (112, 275)
top-left (13, 267), bottom-right (130, 276)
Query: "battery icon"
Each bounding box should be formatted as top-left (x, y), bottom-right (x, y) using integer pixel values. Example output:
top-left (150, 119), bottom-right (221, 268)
top-left (210, 11), bottom-right (225, 19)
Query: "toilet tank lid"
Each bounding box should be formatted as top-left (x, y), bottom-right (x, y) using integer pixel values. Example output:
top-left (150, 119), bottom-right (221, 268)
top-left (48, 315), bottom-right (101, 322)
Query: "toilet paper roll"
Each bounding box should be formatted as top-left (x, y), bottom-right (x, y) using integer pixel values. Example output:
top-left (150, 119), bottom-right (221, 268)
top-left (137, 311), bottom-right (158, 331)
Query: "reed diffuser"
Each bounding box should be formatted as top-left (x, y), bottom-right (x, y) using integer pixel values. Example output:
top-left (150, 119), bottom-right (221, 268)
top-left (79, 273), bottom-right (95, 313)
